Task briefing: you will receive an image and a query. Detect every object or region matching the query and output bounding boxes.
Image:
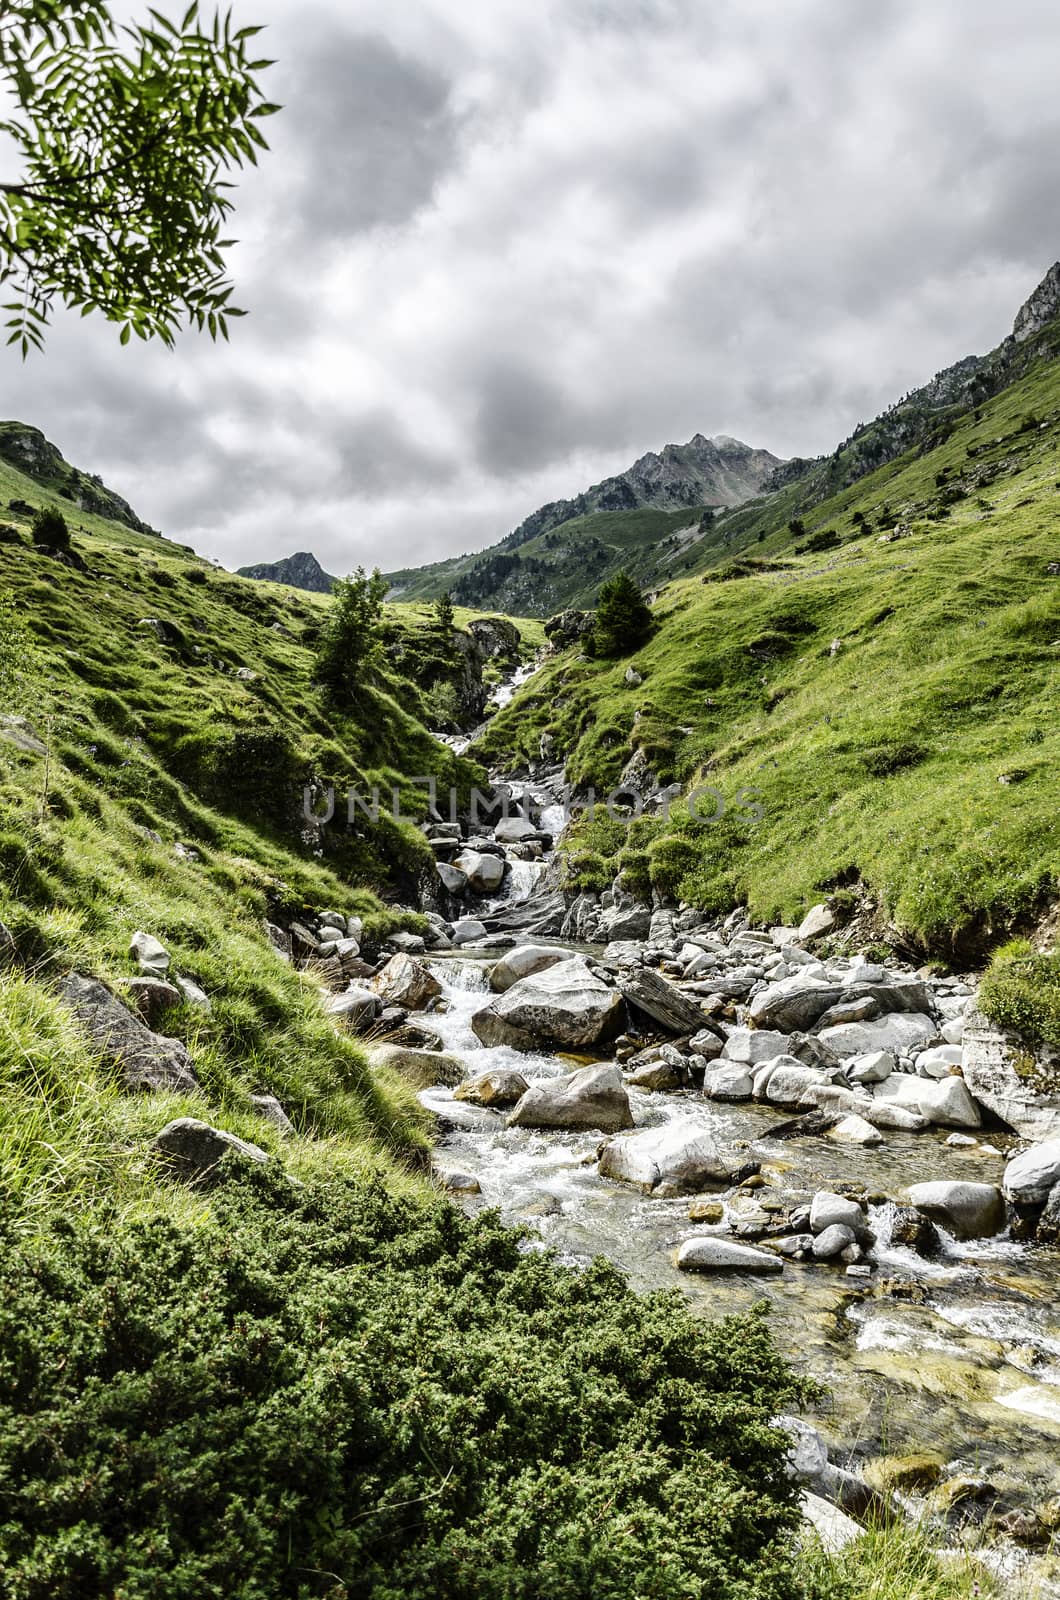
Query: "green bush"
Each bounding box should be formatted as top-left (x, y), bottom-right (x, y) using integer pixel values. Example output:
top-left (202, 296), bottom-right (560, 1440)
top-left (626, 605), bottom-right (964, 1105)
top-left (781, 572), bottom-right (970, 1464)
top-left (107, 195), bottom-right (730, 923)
top-left (0, 1169), bottom-right (818, 1600)
top-left (590, 570), bottom-right (652, 657)
top-left (647, 832), bottom-right (699, 895)
top-left (979, 940), bottom-right (1060, 1050)
top-left (30, 506), bottom-right (70, 551)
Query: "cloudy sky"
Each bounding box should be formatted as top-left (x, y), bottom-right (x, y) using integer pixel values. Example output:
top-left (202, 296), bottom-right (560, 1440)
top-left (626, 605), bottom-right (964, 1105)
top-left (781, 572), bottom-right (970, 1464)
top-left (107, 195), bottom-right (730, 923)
top-left (3, 0), bottom-right (1059, 574)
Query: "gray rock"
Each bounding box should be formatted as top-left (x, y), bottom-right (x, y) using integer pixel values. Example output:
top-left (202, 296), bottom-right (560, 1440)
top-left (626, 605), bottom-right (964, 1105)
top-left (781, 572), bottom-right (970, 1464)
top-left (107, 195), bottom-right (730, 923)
top-left (764, 1061), bottom-right (830, 1108)
top-left (702, 1063), bottom-right (754, 1101)
top-left (436, 861), bottom-right (468, 894)
top-left (488, 943), bottom-right (568, 993)
top-left (471, 957), bottom-right (624, 1050)
top-left (905, 1181), bottom-right (1005, 1241)
top-left (827, 1113), bottom-right (883, 1146)
top-left (451, 918), bottom-right (488, 946)
top-left (812, 1224), bottom-right (857, 1260)
top-left (249, 1094), bottom-right (296, 1137)
top-left (816, 1012), bottom-right (938, 1058)
top-left (123, 976), bottom-right (181, 1026)
top-left (750, 975), bottom-right (933, 1035)
top-left (175, 975), bottom-right (211, 1010)
top-left (508, 1063), bottom-right (633, 1133)
top-left (370, 952), bottom-right (442, 1010)
top-left (435, 1167), bottom-right (482, 1194)
top-left (129, 929), bottom-right (171, 976)
top-left (800, 1491), bottom-right (863, 1553)
top-left (1036, 1182), bottom-right (1060, 1244)
top-left (152, 1117), bottom-right (269, 1178)
top-left (0, 713), bottom-right (48, 756)
top-left (874, 1072), bottom-right (981, 1130)
top-left (627, 1060), bottom-right (682, 1091)
top-left (810, 1192), bottom-right (871, 1241)
top-left (453, 849), bottom-right (506, 894)
top-left (453, 1068), bottom-right (529, 1107)
top-left (614, 965), bottom-right (707, 1034)
top-left (389, 930), bottom-right (427, 955)
top-left (1002, 1137), bottom-right (1060, 1205)
top-left (598, 903), bottom-right (652, 941)
top-left (493, 817), bottom-right (543, 845)
top-left (58, 973), bottom-right (198, 1095)
top-left (848, 1049), bottom-right (894, 1086)
top-left (798, 904), bottom-right (835, 942)
top-left (599, 1121), bottom-right (734, 1195)
top-left (720, 1026), bottom-right (791, 1064)
top-left (371, 1044), bottom-right (466, 1089)
top-left (264, 921), bottom-right (292, 960)
top-left (324, 987), bottom-right (381, 1030)
top-left (676, 1237), bottom-right (783, 1273)
top-left (917, 1044), bottom-right (964, 1077)
top-left (961, 1008), bottom-right (1060, 1141)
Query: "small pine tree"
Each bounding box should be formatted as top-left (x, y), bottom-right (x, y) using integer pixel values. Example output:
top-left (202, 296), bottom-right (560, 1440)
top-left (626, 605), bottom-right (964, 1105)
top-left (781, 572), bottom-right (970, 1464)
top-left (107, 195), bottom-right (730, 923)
top-left (434, 592), bottom-right (454, 634)
top-left (30, 506), bottom-right (70, 550)
top-left (592, 570), bottom-right (652, 657)
top-left (312, 566), bottom-right (388, 705)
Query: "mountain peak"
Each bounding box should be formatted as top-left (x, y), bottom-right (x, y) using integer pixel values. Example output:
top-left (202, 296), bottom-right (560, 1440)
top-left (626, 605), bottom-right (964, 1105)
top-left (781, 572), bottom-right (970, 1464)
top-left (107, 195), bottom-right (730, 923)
top-left (1013, 261), bottom-right (1060, 344)
top-left (237, 550), bottom-right (336, 593)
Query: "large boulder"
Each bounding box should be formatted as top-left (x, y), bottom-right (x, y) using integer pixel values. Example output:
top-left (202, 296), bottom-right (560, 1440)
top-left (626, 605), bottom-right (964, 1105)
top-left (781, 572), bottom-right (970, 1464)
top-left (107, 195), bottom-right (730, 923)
top-left (874, 1073), bottom-right (981, 1129)
top-left (152, 1117), bottom-right (269, 1180)
top-left (810, 1192), bottom-right (872, 1243)
top-left (58, 972), bottom-right (198, 1095)
top-left (453, 850), bottom-right (505, 894)
top-left (488, 944), bottom-right (568, 993)
top-left (370, 952), bottom-right (442, 1010)
top-left (905, 1181), bottom-right (1005, 1241)
top-left (325, 987), bottom-right (381, 1031)
top-left (721, 1027), bottom-right (792, 1065)
top-left (676, 1237), bottom-right (783, 1274)
top-left (613, 965), bottom-right (708, 1034)
top-left (468, 615), bottom-right (521, 659)
top-left (764, 1061), bottom-right (831, 1108)
top-left (749, 973), bottom-right (933, 1034)
top-left (493, 817), bottom-right (544, 846)
top-left (1002, 1137), bottom-right (1060, 1206)
top-left (370, 1044), bottom-right (465, 1089)
top-left (599, 1121), bottom-right (734, 1195)
top-left (471, 957), bottom-right (624, 1050)
top-left (507, 1063), bottom-right (633, 1133)
top-left (122, 976), bottom-right (181, 1027)
top-left (815, 1012), bottom-right (937, 1058)
top-left (961, 1008), bottom-right (1060, 1141)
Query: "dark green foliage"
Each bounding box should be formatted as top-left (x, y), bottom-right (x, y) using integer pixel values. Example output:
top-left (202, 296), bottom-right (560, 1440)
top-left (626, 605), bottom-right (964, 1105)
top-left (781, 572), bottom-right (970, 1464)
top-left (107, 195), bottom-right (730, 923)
top-left (433, 590), bottom-right (455, 634)
top-left (591, 569), bottom-right (652, 657)
top-left (794, 529), bottom-right (841, 555)
top-left (313, 567), bottom-right (389, 707)
top-left (0, 2), bottom-right (278, 353)
top-left (0, 1170), bottom-right (816, 1600)
top-left (980, 941), bottom-right (1060, 1051)
top-left (29, 504), bottom-right (69, 550)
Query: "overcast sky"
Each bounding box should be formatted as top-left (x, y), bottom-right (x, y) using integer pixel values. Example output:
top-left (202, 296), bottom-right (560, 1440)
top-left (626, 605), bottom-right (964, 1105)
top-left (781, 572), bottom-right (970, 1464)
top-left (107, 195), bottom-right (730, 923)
top-left (2, 0), bottom-right (1058, 574)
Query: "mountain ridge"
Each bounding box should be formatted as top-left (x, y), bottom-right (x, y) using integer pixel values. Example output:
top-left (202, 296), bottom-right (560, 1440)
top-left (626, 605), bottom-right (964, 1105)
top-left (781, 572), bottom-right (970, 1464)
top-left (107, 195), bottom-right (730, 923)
top-left (236, 550), bottom-right (336, 592)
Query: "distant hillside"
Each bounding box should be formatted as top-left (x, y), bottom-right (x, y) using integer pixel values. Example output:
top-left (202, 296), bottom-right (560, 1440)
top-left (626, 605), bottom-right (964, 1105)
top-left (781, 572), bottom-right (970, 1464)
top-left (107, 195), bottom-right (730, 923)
top-left (0, 420), bottom-right (158, 535)
top-left (386, 434), bottom-right (782, 614)
top-left (236, 550), bottom-right (336, 593)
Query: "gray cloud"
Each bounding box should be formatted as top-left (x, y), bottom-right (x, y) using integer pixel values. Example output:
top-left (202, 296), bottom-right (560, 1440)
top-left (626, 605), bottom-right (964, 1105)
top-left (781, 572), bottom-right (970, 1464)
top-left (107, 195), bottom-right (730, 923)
top-left (0, 0), bottom-right (1058, 576)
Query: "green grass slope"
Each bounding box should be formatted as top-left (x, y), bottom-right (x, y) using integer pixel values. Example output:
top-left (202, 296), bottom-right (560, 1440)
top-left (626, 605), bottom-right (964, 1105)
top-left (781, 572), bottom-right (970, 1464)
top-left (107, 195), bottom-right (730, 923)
top-left (477, 334), bottom-right (1060, 960)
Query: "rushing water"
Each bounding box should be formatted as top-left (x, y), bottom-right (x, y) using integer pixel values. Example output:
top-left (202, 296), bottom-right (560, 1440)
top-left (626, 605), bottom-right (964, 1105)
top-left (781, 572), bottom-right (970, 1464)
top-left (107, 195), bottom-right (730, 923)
top-left (421, 956), bottom-right (1060, 1511)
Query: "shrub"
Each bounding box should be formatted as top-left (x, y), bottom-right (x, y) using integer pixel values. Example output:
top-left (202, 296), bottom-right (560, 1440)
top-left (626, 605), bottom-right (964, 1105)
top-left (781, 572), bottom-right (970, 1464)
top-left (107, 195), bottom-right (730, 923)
top-left (29, 506), bottom-right (70, 551)
top-left (979, 940), bottom-right (1060, 1051)
top-left (313, 567), bottom-right (388, 706)
top-left (647, 832), bottom-right (699, 895)
top-left (0, 1170), bottom-right (817, 1600)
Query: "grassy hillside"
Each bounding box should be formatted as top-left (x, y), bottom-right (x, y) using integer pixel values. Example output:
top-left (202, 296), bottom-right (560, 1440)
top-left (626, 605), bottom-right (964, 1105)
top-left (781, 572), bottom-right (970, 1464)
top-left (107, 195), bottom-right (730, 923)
top-left (477, 329), bottom-right (1060, 960)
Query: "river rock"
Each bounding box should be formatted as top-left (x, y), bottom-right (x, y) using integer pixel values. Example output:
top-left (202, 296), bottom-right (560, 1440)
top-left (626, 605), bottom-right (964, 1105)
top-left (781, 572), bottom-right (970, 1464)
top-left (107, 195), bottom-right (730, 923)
top-left (905, 1181), bottom-right (1005, 1240)
top-left (471, 957), bottom-right (624, 1050)
top-left (874, 1072), bottom-right (981, 1129)
top-left (797, 904), bottom-right (836, 942)
top-left (764, 1061), bottom-right (831, 1108)
top-left (453, 850), bottom-right (505, 894)
top-left (848, 1050), bottom-right (895, 1086)
top-left (702, 1063), bottom-right (754, 1101)
top-left (961, 1008), bottom-right (1060, 1140)
top-left (488, 943), bottom-right (568, 993)
top-left (812, 1223), bottom-right (857, 1260)
top-left (799, 1491), bottom-right (862, 1554)
top-left (493, 817), bottom-right (543, 845)
top-left (816, 1012), bottom-right (937, 1058)
top-left (451, 918), bottom-right (488, 946)
top-left (613, 965), bottom-right (707, 1034)
top-left (810, 1192), bottom-right (871, 1241)
top-left (720, 1026), bottom-right (792, 1064)
top-left (453, 1068), bottom-right (529, 1107)
top-left (599, 1121), bottom-right (734, 1195)
top-left (749, 973), bottom-right (933, 1034)
top-left (370, 952), bottom-right (442, 1010)
top-left (371, 1044), bottom-right (465, 1089)
top-left (507, 1062), bottom-right (633, 1133)
top-left (435, 861), bottom-right (468, 894)
top-left (1036, 1182), bottom-right (1060, 1244)
top-left (916, 1044), bottom-right (964, 1077)
top-left (676, 1237), bottom-right (783, 1273)
top-left (627, 1060), bottom-right (682, 1091)
top-left (58, 972), bottom-right (199, 1095)
top-left (827, 1113), bottom-right (883, 1146)
top-left (1002, 1137), bottom-right (1060, 1205)
top-left (152, 1117), bottom-right (269, 1179)
top-left (325, 987), bottom-right (381, 1030)
top-left (388, 931), bottom-right (427, 955)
